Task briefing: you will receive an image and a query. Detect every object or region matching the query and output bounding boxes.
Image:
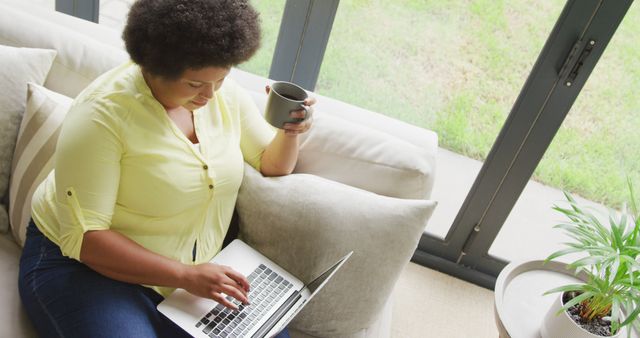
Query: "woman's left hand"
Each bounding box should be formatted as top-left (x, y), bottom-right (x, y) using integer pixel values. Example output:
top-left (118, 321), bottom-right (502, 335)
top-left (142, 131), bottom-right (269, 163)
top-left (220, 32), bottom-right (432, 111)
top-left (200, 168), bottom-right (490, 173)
top-left (265, 85), bottom-right (315, 136)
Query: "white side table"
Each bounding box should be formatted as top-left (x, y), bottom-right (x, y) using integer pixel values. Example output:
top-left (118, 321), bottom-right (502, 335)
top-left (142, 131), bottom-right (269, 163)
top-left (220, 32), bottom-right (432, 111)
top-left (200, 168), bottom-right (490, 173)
top-left (494, 260), bottom-right (582, 338)
top-left (494, 260), bottom-right (637, 338)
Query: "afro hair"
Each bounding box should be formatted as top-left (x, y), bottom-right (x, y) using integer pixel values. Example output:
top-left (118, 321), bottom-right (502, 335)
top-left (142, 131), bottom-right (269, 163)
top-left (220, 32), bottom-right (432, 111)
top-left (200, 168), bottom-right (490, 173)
top-left (123, 0), bottom-right (261, 79)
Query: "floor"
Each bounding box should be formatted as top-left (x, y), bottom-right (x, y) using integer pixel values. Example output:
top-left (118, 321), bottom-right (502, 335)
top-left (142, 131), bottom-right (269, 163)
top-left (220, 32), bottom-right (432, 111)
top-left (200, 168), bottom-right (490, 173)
top-left (392, 262), bottom-right (497, 338)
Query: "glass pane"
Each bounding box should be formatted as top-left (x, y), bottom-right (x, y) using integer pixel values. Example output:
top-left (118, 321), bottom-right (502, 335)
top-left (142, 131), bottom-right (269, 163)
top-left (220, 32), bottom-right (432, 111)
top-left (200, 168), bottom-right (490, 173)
top-left (236, 0), bottom-right (286, 77)
top-left (490, 2), bottom-right (639, 262)
top-left (316, 1), bottom-right (565, 239)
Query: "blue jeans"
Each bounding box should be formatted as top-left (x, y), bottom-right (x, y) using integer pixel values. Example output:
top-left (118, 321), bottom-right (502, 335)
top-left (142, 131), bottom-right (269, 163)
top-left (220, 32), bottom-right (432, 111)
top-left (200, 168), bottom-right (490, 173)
top-left (18, 220), bottom-right (290, 338)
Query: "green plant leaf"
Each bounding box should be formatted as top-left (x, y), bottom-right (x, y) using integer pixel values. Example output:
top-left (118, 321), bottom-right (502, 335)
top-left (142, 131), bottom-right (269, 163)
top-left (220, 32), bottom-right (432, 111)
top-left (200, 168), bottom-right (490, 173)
top-left (552, 224), bottom-right (601, 246)
top-left (561, 291), bottom-right (594, 314)
top-left (568, 256), bottom-right (605, 271)
top-left (589, 213), bottom-right (614, 245)
top-left (545, 247), bottom-right (582, 262)
top-left (621, 246), bottom-right (640, 257)
top-left (628, 178), bottom-right (638, 219)
top-left (543, 284), bottom-right (587, 296)
top-left (611, 218), bottom-right (625, 250)
top-left (611, 298), bottom-right (621, 329)
top-left (620, 305), bottom-right (640, 328)
top-left (547, 184), bottom-right (640, 334)
top-left (619, 255), bottom-right (640, 271)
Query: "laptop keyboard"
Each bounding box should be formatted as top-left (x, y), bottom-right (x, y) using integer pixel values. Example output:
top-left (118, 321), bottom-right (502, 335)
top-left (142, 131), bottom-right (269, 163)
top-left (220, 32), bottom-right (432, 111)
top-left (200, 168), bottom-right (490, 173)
top-left (195, 264), bottom-right (294, 338)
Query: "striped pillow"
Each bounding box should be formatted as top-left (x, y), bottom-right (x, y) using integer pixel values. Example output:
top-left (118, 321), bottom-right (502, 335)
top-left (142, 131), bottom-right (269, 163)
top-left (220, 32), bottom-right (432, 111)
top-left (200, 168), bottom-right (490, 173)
top-left (9, 83), bottom-right (71, 246)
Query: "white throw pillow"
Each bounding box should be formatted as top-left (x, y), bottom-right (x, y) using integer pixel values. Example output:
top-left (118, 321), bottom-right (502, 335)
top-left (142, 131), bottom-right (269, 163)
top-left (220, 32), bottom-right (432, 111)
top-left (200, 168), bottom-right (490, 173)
top-left (0, 45), bottom-right (57, 233)
top-left (236, 164), bottom-right (436, 337)
top-left (9, 83), bottom-right (71, 246)
top-left (0, 4), bottom-right (128, 98)
top-left (294, 112), bottom-right (433, 200)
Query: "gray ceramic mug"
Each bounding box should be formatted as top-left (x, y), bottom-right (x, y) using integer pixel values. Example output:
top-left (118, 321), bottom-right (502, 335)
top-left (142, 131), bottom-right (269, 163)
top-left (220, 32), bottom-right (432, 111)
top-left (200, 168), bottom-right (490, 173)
top-left (264, 81), bottom-right (310, 129)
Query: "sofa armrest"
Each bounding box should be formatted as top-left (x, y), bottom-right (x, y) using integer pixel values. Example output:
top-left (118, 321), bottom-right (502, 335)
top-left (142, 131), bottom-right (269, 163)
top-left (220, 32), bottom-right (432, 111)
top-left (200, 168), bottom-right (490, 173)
top-left (0, 234), bottom-right (36, 338)
top-left (229, 68), bottom-right (438, 199)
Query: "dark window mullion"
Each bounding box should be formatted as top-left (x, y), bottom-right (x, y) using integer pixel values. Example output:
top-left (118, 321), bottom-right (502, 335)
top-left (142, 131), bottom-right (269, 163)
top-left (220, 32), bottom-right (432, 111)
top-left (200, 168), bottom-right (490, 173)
top-left (413, 0), bottom-right (634, 288)
top-left (268, 0), bottom-right (339, 90)
top-left (460, 0), bottom-right (634, 278)
top-left (55, 0), bottom-right (100, 23)
top-left (415, 0), bottom-right (599, 263)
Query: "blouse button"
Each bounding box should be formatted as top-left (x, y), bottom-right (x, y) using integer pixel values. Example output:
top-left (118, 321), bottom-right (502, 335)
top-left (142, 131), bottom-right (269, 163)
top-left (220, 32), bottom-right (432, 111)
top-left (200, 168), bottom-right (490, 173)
top-left (208, 184), bottom-right (214, 189)
top-left (67, 191), bottom-right (72, 196)
top-left (203, 165), bottom-right (208, 170)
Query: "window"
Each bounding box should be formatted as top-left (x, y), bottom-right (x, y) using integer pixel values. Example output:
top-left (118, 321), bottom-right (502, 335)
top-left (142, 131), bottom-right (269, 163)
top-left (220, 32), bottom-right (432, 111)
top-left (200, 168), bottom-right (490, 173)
top-left (268, 0), bottom-right (634, 286)
top-left (236, 0), bottom-right (287, 78)
top-left (491, 2), bottom-right (640, 262)
top-left (315, 1), bottom-right (564, 240)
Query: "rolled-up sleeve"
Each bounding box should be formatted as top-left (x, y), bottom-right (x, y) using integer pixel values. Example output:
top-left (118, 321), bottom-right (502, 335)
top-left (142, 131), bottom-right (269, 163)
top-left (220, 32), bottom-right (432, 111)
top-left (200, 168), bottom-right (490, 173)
top-left (236, 87), bottom-right (276, 171)
top-left (53, 100), bottom-right (123, 261)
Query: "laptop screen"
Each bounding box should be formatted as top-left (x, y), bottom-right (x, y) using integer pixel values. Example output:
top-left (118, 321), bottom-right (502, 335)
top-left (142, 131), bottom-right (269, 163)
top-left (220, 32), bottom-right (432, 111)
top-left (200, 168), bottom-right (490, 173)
top-left (304, 251), bottom-right (353, 294)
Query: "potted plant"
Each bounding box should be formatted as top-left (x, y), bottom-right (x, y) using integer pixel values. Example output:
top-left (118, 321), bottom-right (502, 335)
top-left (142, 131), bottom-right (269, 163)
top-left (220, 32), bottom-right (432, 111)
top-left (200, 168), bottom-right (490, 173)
top-left (541, 181), bottom-right (640, 338)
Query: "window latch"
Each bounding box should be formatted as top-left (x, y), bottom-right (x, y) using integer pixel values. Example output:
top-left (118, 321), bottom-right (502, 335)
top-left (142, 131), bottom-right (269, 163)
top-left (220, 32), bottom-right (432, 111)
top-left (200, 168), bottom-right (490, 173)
top-left (559, 38), bottom-right (596, 87)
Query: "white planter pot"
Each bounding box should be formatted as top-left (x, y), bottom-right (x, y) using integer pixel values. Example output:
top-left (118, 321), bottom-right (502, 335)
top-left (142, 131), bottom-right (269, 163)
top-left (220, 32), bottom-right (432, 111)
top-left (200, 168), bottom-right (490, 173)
top-left (540, 293), bottom-right (620, 338)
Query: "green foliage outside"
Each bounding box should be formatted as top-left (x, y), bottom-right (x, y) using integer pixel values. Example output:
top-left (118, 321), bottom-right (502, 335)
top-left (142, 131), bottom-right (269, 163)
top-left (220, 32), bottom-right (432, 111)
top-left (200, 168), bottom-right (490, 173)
top-left (239, 0), bottom-right (640, 209)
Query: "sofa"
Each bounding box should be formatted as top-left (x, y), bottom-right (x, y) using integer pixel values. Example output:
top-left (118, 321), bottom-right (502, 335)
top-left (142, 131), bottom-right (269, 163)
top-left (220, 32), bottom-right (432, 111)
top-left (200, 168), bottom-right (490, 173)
top-left (0, 1), bottom-right (438, 337)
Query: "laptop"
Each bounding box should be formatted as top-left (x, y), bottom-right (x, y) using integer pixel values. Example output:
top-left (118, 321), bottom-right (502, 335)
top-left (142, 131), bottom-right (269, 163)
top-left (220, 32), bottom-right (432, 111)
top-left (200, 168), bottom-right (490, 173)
top-left (158, 239), bottom-right (352, 338)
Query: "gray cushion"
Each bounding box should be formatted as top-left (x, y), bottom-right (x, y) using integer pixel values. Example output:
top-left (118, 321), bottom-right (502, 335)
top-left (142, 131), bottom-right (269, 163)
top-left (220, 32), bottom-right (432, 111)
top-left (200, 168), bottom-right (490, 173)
top-left (289, 297), bottom-right (393, 338)
top-left (0, 45), bottom-right (56, 233)
top-left (237, 164), bottom-right (436, 337)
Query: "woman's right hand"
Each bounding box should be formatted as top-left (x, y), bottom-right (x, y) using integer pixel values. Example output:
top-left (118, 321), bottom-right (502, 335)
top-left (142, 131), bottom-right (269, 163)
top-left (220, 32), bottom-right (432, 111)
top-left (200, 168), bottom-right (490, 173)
top-left (181, 263), bottom-right (250, 310)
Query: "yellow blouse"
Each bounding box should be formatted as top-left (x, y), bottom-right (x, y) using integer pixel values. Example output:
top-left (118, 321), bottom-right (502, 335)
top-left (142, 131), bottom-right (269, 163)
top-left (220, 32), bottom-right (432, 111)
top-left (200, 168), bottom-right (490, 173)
top-left (31, 62), bottom-right (275, 296)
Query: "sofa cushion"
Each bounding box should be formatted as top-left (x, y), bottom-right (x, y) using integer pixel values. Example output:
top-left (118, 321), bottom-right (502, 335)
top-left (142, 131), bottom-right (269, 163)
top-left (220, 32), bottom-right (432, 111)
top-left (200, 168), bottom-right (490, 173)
top-left (9, 84), bottom-right (71, 246)
top-left (236, 164), bottom-right (436, 337)
top-left (294, 113), bottom-right (433, 199)
top-left (0, 45), bottom-right (57, 234)
top-left (0, 2), bottom-right (127, 98)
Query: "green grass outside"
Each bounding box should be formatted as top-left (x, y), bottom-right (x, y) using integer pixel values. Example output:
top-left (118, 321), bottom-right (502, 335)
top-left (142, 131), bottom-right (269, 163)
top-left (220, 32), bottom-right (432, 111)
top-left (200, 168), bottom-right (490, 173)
top-left (239, 0), bottom-right (640, 209)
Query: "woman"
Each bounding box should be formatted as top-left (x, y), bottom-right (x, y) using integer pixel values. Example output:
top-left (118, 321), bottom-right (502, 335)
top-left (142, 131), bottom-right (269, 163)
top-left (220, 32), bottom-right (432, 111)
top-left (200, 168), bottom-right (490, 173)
top-left (17, 0), bottom-right (314, 337)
